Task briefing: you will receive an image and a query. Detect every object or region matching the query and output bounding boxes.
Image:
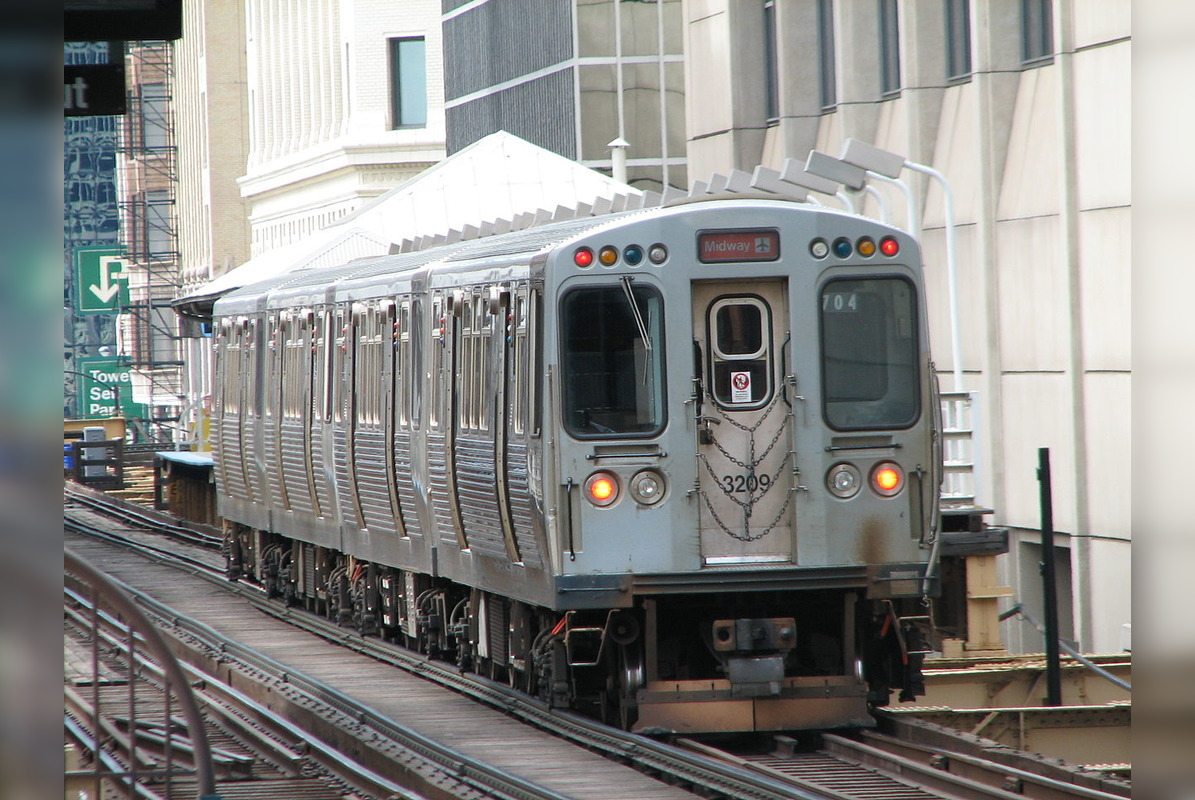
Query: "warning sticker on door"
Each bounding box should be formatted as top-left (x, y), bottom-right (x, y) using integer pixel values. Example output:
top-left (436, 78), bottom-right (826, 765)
top-left (730, 371), bottom-right (752, 403)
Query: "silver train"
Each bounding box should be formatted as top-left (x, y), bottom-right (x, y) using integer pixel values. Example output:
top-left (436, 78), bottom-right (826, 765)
top-left (212, 197), bottom-right (940, 733)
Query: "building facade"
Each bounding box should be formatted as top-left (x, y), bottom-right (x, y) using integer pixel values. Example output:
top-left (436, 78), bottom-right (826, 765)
top-left (172, 0), bottom-right (254, 444)
top-left (238, 0), bottom-right (446, 257)
top-left (682, 0), bottom-right (1130, 654)
top-left (443, 0), bottom-right (687, 193)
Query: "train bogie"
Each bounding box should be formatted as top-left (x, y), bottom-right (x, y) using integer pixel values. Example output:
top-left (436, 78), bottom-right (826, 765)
top-left (211, 198), bottom-right (940, 733)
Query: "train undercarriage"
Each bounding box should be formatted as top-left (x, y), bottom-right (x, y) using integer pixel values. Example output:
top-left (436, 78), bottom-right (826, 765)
top-left (225, 524), bottom-right (929, 733)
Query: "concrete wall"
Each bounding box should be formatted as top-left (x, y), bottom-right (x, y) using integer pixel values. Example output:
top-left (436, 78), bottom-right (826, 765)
top-left (682, 0), bottom-right (1130, 654)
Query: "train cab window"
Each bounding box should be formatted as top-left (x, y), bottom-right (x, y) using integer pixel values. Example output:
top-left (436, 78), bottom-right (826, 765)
top-left (819, 277), bottom-right (919, 430)
top-left (561, 284), bottom-right (665, 438)
top-left (708, 296), bottom-right (772, 409)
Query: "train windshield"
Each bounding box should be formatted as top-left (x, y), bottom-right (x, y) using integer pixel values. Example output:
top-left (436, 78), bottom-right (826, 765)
top-left (561, 284), bottom-right (665, 437)
top-left (819, 277), bottom-right (919, 430)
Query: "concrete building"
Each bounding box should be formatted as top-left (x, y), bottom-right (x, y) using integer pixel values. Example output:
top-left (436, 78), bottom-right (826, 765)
top-left (238, 0), bottom-right (446, 257)
top-left (682, 0), bottom-right (1130, 655)
top-left (442, 0), bottom-right (687, 192)
top-left (171, 0), bottom-right (254, 444)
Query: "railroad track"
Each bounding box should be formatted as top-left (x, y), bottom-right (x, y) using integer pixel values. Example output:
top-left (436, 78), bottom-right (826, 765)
top-left (64, 485), bottom-right (1130, 800)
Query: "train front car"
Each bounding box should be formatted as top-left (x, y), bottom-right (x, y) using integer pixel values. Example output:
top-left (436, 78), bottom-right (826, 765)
top-left (543, 198), bottom-right (939, 733)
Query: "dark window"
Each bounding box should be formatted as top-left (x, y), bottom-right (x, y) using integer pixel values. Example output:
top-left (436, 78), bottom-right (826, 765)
top-left (389, 36), bottom-right (427, 128)
top-left (1021, 0), bottom-right (1053, 66)
top-left (817, 0), bottom-right (836, 110)
top-left (879, 0), bottom-right (900, 97)
top-left (764, 0), bottom-right (779, 122)
top-left (820, 277), bottom-right (919, 430)
top-left (709, 297), bottom-right (772, 409)
top-left (561, 284), bottom-right (665, 438)
top-left (945, 0), bottom-right (972, 81)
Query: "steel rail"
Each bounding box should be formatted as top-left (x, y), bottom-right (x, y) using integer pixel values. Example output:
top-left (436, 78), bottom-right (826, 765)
top-left (66, 500), bottom-right (834, 800)
top-left (64, 591), bottom-right (427, 800)
top-left (65, 518), bottom-right (580, 800)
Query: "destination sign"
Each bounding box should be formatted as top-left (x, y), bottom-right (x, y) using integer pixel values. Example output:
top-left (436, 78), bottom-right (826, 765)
top-left (697, 229), bottom-right (780, 263)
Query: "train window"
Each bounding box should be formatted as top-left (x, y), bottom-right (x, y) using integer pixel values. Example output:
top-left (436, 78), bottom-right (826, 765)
top-left (561, 283), bottom-right (665, 438)
top-left (429, 295), bottom-right (443, 428)
top-left (819, 277), bottom-right (919, 430)
top-left (708, 296), bottom-right (772, 409)
top-left (397, 300), bottom-right (410, 426)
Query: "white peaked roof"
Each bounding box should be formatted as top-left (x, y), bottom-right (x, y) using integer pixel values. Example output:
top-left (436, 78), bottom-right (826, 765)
top-left (174, 131), bottom-right (642, 316)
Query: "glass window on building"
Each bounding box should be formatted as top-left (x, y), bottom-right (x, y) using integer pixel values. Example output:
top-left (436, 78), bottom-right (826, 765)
top-left (879, 0), bottom-right (900, 97)
top-left (945, 0), bottom-right (972, 82)
top-left (1021, 0), bottom-right (1053, 65)
top-left (818, 0), bottom-right (837, 111)
top-left (390, 36), bottom-right (427, 128)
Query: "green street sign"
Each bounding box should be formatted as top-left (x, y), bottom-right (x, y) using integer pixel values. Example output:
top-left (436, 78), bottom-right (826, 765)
top-left (75, 358), bottom-right (147, 420)
top-left (75, 246), bottom-right (130, 314)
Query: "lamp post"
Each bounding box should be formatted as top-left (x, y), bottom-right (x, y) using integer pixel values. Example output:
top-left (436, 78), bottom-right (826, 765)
top-left (838, 138), bottom-right (963, 393)
top-left (804, 151), bottom-right (892, 224)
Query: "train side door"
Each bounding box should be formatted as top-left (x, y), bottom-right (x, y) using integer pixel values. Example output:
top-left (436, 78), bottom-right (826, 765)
top-left (691, 280), bottom-right (795, 564)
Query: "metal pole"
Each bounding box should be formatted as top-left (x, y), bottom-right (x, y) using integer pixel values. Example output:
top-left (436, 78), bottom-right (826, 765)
top-left (1036, 448), bottom-right (1063, 706)
top-left (906, 161), bottom-right (963, 392)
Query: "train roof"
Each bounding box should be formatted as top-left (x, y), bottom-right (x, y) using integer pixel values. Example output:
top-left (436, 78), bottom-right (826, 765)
top-left (209, 196), bottom-right (890, 318)
top-left (212, 207), bottom-right (648, 316)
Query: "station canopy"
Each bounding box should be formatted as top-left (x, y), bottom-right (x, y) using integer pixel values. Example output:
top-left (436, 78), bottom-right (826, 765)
top-left (174, 131), bottom-right (641, 320)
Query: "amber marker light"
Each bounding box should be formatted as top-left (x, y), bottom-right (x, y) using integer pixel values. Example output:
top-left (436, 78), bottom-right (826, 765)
top-left (856, 237), bottom-right (877, 257)
top-left (871, 462), bottom-right (904, 497)
top-left (585, 472), bottom-right (619, 507)
top-left (598, 246), bottom-right (620, 266)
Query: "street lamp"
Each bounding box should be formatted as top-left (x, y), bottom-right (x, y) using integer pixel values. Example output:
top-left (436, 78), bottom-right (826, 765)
top-left (778, 158), bottom-right (853, 211)
top-left (837, 138), bottom-right (963, 393)
top-left (804, 150), bottom-right (893, 227)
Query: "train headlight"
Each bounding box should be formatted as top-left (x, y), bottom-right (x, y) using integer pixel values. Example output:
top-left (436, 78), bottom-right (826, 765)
top-left (827, 463), bottom-right (862, 499)
top-left (629, 470), bottom-right (665, 505)
top-left (871, 462), bottom-right (904, 497)
top-left (648, 244), bottom-right (668, 264)
top-left (584, 472), bottom-right (620, 507)
top-left (809, 238), bottom-right (829, 259)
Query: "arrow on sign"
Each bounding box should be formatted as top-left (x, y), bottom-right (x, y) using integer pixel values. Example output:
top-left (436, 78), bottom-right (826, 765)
top-left (88, 256), bottom-right (127, 304)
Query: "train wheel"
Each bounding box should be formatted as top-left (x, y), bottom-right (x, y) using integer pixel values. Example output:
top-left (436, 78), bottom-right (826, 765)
top-left (600, 644), bottom-right (644, 729)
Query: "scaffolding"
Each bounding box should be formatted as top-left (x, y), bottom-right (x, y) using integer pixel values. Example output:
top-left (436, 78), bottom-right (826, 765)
top-left (118, 40), bottom-right (184, 442)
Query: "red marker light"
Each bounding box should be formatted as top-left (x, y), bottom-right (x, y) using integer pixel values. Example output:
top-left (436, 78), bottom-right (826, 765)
top-left (880, 236), bottom-right (900, 256)
top-left (585, 472), bottom-right (619, 507)
top-left (574, 247), bottom-right (594, 267)
top-left (871, 462), bottom-right (904, 496)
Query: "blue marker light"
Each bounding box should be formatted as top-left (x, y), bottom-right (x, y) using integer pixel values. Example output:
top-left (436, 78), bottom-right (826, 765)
top-left (832, 237), bottom-right (852, 258)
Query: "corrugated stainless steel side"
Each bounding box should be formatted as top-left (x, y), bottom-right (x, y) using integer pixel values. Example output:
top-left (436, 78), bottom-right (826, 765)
top-left (280, 420), bottom-right (314, 515)
top-left (455, 434), bottom-right (505, 560)
top-left (333, 428), bottom-right (357, 526)
top-left (353, 428), bottom-right (396, 536)
top-left (504, 440), bottom-right (542, 569)
top-left (426, 431), bottom-right (459, 547)
top-left (263, 422), bottom-right (286, 510)
top-left (219, 417), bottom-right (247, 501)
top-left (310, 426), bottom-right (331, 519)
top-left (393, 431), bottom-right (421, 536)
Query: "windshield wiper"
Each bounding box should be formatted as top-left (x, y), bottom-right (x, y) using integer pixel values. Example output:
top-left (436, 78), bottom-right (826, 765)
top-left (619, 275), bottom-right (652, 353)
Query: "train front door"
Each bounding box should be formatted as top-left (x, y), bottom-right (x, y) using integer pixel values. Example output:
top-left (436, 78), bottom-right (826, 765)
top-left (692, 280), bottom-right (795, 565)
